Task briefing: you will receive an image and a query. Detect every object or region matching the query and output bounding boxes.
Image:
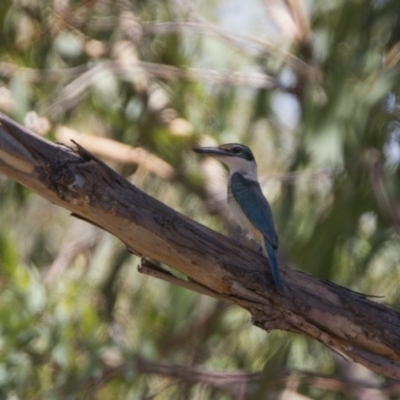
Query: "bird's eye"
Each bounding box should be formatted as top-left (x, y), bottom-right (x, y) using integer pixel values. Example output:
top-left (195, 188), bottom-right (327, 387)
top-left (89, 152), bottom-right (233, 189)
top-left (232, 146), bottom-right (242, 154)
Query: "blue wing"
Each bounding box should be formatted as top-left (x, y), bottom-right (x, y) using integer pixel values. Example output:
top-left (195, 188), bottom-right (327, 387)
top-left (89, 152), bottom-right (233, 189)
top-left (230, 173), bottom-right (282, 291)
top-left (230, 173), bottom-right (278, 249)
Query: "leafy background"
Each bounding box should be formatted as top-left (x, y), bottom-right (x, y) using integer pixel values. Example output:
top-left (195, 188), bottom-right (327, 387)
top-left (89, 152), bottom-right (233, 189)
top-left (1, 0), bottom-right (400, 398)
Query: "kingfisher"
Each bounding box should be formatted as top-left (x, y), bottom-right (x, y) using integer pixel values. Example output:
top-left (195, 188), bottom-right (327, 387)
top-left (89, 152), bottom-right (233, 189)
top-left (193, 143), bottom-right (282, 292)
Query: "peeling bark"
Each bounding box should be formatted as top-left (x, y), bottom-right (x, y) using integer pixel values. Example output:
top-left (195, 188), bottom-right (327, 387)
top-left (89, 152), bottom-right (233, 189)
top-left (1, 112), bottom-right (400, 380)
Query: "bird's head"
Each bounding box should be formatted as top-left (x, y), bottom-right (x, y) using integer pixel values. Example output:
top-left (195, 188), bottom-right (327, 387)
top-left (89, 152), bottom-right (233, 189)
top-left (193, 143), bottom-right (258, 180)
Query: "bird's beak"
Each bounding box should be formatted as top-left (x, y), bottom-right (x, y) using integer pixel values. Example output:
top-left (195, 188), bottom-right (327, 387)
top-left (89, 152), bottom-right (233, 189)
top-left (192, 146), bottom-right (230, 157)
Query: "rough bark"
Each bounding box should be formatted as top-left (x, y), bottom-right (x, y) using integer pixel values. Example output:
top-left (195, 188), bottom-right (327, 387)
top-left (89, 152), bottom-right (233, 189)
top-left (1, 112), bottom-right (400, 380)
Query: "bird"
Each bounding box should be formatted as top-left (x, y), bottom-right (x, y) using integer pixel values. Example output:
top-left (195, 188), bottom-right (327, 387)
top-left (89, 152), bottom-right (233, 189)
top-left (193, 143), bottom-right (282, 292)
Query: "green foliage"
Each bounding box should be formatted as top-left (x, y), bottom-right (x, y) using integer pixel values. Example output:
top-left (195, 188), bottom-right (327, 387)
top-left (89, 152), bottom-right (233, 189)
top-left (1, 0), bottom-right (400, 397)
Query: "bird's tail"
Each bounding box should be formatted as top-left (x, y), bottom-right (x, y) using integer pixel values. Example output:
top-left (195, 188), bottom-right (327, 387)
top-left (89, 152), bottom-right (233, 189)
top-left (264, 240), bottom-right (283, 292)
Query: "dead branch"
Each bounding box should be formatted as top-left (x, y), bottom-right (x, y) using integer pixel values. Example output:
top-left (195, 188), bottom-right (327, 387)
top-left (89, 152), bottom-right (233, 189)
top-left (1, 112), bottom-right (400, 380)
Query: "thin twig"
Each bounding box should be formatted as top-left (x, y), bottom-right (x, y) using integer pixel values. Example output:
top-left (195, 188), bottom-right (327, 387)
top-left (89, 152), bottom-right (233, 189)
top-left (0, 62), bottom-right (87, 82)
top-left (138, 259), bottom-right (229, 301)
top-left (56, 126), bottom-right (176, 180)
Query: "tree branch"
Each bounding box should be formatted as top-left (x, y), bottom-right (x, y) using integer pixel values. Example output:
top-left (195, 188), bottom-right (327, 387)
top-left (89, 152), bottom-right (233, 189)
top-left (96, 356), bottom-right (400, 397)
top-left (1, 112), bottom-right (400, 380)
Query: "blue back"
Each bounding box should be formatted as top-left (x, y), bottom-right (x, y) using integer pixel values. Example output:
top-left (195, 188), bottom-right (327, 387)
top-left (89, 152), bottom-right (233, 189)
top-left (230, 172), bottom-right (278, 249)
